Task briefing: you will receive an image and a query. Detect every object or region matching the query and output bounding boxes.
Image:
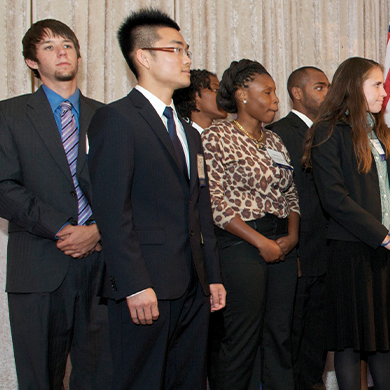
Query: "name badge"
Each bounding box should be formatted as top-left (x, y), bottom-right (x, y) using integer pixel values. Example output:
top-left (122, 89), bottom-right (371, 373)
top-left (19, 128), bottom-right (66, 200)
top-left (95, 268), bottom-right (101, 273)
top-left (370, 138), bottom-right (386, 161)
top-left (266, 149), bottom-right (293, 170)
top-left (197, 154), bottom-right (206, 187)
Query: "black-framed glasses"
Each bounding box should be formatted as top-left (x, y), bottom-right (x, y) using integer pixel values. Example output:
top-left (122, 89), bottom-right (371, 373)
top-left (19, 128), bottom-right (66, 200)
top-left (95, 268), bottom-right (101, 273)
top-left (142, 47), bottom-right (192, 60)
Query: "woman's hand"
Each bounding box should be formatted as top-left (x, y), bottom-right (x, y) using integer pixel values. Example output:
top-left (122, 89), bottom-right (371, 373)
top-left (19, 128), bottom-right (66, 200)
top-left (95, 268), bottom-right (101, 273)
top-left (276, 234), bottom-right (298, 256)
top-left (257, 237), bottom-right (285, 263)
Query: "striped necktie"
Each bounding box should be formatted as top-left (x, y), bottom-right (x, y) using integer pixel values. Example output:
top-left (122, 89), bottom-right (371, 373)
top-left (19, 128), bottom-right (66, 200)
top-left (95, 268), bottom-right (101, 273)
top-left (60, 101), bottom-right (92, 225)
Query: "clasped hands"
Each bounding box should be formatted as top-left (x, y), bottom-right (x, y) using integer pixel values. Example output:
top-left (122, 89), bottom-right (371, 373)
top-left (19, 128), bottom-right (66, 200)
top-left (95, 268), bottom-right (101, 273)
top-left (260, 234), bottom-right (297, 264)
top-left (56, 223), bottom-right (101, 258)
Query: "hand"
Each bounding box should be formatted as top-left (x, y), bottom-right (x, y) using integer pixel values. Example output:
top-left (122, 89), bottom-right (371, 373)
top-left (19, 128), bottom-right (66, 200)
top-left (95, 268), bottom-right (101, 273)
top-left (209, 283), bottom-right (226, 312)
top-left (126, 288), bottom-right (159, 325)
top-left (56, 224), bottom-right (101, 258)
top-left (276, 234), bottom-right (298, 256)
top-left (258, 238), bottom-right (285, 263)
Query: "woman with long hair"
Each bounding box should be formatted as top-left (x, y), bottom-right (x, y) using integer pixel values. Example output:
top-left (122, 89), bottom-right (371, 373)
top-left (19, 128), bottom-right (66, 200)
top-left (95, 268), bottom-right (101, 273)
top-left (303, 57), bottom-right (390, 390)
top-left (202, 59), bottom-right (300, 390)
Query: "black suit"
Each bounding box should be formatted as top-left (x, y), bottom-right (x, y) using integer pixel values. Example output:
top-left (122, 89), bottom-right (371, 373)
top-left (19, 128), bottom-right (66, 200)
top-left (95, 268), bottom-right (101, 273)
top-left (88, 88), bottom-right (222, 389)
top-left (0, 86), bottom-right (111, 390)
top-left (267, 112), bottom-right (328, 390)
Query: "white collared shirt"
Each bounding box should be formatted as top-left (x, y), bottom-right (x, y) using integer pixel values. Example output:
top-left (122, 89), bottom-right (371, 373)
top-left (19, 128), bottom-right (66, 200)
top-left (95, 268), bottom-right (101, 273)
top-left (191, 121), bottom-right (204, 135)
top-left (291, 109), bottom-right (313, 128)
top-left (135, 85), bottom-right (190, 175)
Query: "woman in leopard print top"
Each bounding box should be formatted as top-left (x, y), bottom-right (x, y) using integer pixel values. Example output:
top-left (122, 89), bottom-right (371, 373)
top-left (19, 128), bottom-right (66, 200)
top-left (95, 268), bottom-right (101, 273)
top-left (202, 59), bottom-right (300, 390)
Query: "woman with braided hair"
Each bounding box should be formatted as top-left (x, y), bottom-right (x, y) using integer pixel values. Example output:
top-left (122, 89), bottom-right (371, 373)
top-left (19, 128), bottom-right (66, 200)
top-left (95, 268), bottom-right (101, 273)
top-left (202, 59), bottom-right (299, 390)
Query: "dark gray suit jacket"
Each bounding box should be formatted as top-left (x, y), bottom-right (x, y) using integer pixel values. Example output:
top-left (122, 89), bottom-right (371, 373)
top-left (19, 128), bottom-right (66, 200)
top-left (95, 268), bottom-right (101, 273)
top-left (88, 89), bottom-right (222, 301)
top-left (0, 86), bottom-right (103, 292)
top-left (267, 111), bottom-right (328, 276)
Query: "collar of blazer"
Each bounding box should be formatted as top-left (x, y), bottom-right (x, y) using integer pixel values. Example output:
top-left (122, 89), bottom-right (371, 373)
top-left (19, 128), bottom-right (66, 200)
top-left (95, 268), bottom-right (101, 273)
top-left (26, 86), bottom-right (93, 184)
top-left (287, 111), bottom-right (310, 139)
top-left (129, 89), bottom-right (198, 191)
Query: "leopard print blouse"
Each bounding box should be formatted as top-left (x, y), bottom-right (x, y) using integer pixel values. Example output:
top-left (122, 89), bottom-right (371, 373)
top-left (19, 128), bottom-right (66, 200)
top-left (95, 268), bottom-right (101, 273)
top-left (201, 120), bottom-right (300, 229)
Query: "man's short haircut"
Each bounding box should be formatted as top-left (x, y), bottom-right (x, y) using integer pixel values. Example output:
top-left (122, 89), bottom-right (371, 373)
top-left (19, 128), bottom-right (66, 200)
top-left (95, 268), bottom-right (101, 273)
top-left (173, 69), bottom-right (215, 119)
top-left (287, 66), bottom-right (324, 101)
top-left (117, 8), bottom-right (180, 79)
top-left (22, 19), bottom-right (80, 79)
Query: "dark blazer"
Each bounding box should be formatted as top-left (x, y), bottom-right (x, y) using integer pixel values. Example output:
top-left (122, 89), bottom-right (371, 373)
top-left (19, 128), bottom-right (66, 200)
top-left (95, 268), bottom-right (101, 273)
top-left (0, 86), bottom-right (103, 293)
top-left (311, 121), bottom-right (388, 249)
top-left (267, 111), bottom-right (328, 276)
top-left (88, 88), bottom-right (222, 301)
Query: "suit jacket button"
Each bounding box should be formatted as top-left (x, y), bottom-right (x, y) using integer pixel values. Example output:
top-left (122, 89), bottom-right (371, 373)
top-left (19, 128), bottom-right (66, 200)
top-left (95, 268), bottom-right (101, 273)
top-left (190, 231), bottom-right (194, 236)
top-left (70, 191), bottom-right (76, 197)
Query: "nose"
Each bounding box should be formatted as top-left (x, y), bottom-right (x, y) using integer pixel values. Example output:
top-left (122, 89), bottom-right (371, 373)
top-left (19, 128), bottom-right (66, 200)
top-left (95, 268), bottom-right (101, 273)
top-left (381, 85), bottom-right (387, 97)
top-left (57, 46), bottom-right (67, 57)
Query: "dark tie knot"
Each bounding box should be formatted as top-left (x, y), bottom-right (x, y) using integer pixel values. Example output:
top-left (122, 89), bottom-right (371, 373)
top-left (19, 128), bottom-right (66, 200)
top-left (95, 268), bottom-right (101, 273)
top-left (163, 106), bottom-right (174, 120)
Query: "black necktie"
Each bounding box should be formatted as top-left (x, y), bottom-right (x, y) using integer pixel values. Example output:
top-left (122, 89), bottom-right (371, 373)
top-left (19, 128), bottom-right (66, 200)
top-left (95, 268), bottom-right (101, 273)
top-left (163, 107), bottom-right (188, 178)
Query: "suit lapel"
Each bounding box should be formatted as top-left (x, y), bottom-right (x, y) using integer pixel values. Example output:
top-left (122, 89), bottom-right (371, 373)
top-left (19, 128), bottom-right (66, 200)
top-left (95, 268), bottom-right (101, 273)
top-left (26, 87), bottom-right (73, 184)
top-left (77, 95), bottom-right (95, 176)
top-left (129, 90), bottom-right (186, 180)
top-left (181, 119), bottom-right (198, 192)
top-left (288, 111), bottom-right (309, 139)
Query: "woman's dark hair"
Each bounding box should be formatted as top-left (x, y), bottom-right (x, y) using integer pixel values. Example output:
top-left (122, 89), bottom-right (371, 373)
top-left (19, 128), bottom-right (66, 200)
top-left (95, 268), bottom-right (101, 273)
top-left (217, 59), bottom-right (271, 113)
top-left (302, 57), bottom-right (390, 173)
top-left (173, 69), bottom-right (215, 119)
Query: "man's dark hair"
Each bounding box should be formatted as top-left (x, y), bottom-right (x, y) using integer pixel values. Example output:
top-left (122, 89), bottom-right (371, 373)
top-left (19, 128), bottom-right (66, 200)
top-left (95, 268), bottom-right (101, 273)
top-left (118, 8), bottom-right (180, 79)
top-left (173, 69), bottom-right (215, 119)
top-left (22, 19), bottom-right (80, 79)
top-left (287, 66), bottom-right (324, 101)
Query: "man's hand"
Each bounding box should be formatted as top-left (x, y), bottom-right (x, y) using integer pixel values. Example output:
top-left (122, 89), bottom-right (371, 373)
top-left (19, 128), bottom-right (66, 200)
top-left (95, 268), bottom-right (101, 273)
top-left (209, 283), bottom-right (226, 312)
top-left (56, 223), bottom-right (101, 258)
top-left (126, 288), bottom-right (159, 325)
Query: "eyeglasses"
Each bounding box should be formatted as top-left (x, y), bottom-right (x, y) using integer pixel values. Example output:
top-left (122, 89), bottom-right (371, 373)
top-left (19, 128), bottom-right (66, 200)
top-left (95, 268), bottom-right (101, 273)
top-left (142, 47), bottom-right (192, 60)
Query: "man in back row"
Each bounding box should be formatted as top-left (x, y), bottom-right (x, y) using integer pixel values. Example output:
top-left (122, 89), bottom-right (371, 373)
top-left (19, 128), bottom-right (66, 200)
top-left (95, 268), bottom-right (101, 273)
top-left (0, 19), bottom-right (111, 389)
top-left (267, 66), bottom-right (330, 390)
top-left (88, 8), bottom-right (226, 390)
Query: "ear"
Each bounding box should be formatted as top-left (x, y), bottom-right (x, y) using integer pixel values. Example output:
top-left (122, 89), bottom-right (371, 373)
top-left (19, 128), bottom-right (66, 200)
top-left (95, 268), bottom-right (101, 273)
top-left (291, 86), bottom-right (303, 101)
top-left (25, 58), bottom-right (39, 70)
top-left (135, 48), bottom-right (151, 70)
top-left (195, 92), bottom-right (201, 110)
top-left (236, 88), bottom-right (247, 105)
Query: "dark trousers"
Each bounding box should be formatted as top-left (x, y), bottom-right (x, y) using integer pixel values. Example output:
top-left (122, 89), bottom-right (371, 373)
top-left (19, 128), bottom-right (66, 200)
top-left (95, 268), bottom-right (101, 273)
top-left (291, 274), bottom-right (327, 390)
top-left (209, 215), bottom-right (296, 390)
top-left (261, 245), bottom-right (298, 390)
top-left (8, 253), bottom-right (112, 390)
top-left (108, 276), bottom-right (210, 390)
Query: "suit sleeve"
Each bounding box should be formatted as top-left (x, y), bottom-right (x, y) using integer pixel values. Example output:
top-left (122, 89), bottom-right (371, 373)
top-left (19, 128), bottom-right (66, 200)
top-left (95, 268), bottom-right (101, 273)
top-left (0, 106), bottom-right (72, 239)
top-left (311, 124), bottom-right (387, 248)
top-left (88, 106), bottom-right (153, 300)
top-left (197, 140), bottom-right (223, 284)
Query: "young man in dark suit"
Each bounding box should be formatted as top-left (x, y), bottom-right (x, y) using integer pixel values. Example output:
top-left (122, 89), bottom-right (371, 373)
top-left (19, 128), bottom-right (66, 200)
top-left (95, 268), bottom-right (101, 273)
top-left (266, 66), bottom-right (330, 390)
top-left (88, 8), bottom-right (226, 390)
top-left (0, 19), bottom-right (111, 390)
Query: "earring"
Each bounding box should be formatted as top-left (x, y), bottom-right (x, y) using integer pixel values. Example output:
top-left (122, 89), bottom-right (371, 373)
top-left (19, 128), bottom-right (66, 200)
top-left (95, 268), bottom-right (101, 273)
top-left (243, 100), bottom-right (247, 104)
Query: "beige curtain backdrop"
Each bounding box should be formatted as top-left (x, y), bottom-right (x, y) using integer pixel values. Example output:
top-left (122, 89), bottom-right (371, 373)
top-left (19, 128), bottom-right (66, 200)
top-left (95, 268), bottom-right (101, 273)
top-left (0, 0), bottom-right (389, 388)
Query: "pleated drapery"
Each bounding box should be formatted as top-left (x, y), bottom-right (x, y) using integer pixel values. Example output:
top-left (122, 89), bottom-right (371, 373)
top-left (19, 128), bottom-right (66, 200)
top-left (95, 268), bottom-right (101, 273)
top-left (0, 1), bottom-right (388, 388)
